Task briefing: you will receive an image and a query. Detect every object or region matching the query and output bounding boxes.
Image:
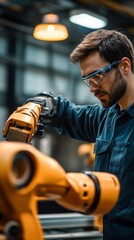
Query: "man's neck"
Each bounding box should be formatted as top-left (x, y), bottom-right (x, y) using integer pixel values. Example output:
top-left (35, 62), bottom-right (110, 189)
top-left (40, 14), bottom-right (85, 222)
top-left (118, 84), bottom-right (134, 110)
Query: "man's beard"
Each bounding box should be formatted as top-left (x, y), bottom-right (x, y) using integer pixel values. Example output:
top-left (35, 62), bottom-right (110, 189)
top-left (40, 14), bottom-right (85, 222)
top-left (95, 69), bottom-right (127, 108)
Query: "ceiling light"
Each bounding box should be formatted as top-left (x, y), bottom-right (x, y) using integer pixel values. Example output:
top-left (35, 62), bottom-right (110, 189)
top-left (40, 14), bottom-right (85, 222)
top-left (69, 10), bottom-right (108, 29)
top-left (33, 13), bottom-right (68, 41)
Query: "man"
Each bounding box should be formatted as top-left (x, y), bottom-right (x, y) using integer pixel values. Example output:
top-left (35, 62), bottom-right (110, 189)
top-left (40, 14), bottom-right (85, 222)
top-left (12, 30), bottom-right (134, 239)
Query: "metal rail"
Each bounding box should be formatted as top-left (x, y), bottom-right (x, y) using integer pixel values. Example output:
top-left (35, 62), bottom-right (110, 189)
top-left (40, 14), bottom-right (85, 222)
top-left (39, 213), bottom-right (94, 230)
top-left (38, 213), bottom-right (103, 240)
top-left (44, 230), bottom-right (103, 240)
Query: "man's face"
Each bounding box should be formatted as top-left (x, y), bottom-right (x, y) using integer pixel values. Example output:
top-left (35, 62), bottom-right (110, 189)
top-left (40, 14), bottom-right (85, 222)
top-left (80, 52), bottom-right (127, 108)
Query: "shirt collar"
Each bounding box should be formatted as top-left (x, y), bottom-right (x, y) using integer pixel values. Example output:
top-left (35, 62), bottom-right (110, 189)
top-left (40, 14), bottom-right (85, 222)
top-left (109, 103), bottom-right (134, 117)
top-left (126, 103), bottom-right (134, 117)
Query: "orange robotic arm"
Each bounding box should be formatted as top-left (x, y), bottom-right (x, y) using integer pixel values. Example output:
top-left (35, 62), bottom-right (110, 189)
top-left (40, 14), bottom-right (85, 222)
top-left (3, 92), bottom-right (57, 143)
top-left (78, 143), bottom-right (95, 168)
top-left (0, 142), bottom-right (120, 240)
top-left (3, 102), bottom-right (42, 143)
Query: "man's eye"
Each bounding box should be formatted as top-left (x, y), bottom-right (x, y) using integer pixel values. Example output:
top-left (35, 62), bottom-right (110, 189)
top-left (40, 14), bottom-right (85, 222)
top-left (93, 74), bottom-right (103, 81)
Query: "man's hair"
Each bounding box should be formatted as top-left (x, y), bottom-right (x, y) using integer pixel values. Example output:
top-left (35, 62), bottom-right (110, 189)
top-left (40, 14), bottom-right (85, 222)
top-left (70, 29), bottom-right (134, 72)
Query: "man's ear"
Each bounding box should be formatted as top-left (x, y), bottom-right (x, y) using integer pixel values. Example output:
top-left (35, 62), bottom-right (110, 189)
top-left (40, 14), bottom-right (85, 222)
top-left (120, 57), bottom-right (131, 74)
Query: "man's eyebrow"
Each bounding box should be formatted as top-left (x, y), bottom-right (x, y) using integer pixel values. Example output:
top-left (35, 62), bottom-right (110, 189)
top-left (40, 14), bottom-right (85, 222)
top-left (82, 69), bottom-right (102, 78)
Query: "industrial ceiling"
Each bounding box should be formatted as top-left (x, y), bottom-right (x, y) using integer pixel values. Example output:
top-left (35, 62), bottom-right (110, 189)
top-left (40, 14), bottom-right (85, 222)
top-left (0, 0), bottom-right (134, 48)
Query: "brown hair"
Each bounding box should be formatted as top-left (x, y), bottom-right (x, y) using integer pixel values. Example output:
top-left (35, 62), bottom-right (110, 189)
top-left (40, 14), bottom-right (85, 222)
top-left (70, 29), bottom-right (134, 72)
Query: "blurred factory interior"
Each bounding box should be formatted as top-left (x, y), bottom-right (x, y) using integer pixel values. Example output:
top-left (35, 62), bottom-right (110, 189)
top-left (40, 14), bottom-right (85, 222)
top-left (0, 0), bottom-right (134, 171)
top-left (0, 0), bottom-right (133, 166)
top-left (0, 0), bottom-right (134, 238)
top-left (0, 0), bottom-right (134, 170)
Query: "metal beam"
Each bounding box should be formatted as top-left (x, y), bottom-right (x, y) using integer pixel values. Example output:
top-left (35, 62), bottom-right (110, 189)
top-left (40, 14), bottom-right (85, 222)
top-left (76, 0), bottom-right (134, 18)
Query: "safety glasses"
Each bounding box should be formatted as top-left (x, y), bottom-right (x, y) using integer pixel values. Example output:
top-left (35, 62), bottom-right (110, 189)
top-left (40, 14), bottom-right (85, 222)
top-left (82, 60), bottom-right (121, 87)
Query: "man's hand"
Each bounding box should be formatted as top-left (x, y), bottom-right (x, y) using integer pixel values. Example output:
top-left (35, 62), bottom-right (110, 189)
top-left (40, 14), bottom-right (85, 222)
top-left (26, 91), bottom-right (58, 136)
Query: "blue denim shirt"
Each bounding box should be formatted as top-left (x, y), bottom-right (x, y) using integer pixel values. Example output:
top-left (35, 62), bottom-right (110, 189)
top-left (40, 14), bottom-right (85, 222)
top-left (52, 96), bottom-right (134, 240)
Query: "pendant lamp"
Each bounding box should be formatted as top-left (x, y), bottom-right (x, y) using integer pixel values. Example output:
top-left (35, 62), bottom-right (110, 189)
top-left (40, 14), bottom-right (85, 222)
top-left (33, 13), bottom-right (68, 41)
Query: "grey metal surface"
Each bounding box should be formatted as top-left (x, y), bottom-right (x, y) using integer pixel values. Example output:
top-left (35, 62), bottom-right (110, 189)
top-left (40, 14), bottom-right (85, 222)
top-left (38, 213), bottom-right (103, 240)
top-left (39, 213), bottom-right (94, 230)
top-left (7, 129), bottom-right (28, 142)
top-left (44, 230), bottom-right (103, 239)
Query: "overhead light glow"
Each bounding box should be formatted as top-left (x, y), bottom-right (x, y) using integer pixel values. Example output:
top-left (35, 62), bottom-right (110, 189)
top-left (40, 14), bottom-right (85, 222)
top-left (33, 13), bottom-right (68, 41)
top-left (69, 11), bottom-right (107, 29)
top-left (33, 23), bottom-right (68, 41)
